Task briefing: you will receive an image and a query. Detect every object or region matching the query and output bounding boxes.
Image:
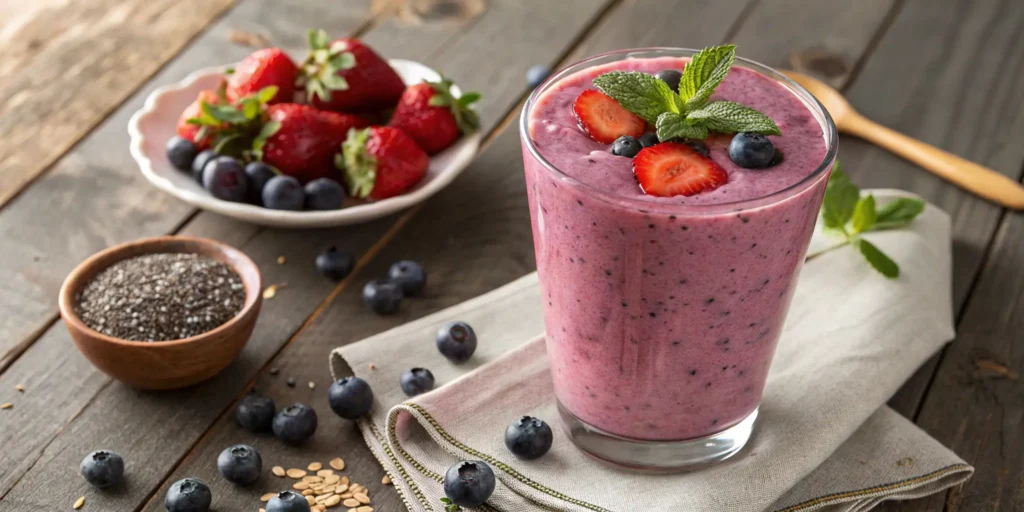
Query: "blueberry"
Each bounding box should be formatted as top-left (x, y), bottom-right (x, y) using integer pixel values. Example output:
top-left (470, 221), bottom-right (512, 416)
top-left (216, 444), bottom-right (262, 485)
top-left (687, 140), bottom-right (710, 158)
top-left (504, 416), bottom-right (553, 460)
top-left (728, 132), bottom-right (775, 168)
top-left (526, 64), bottom-right (551, 88)
top-left (235, 392), bottom-right (276, 432)
top-left (80, 450), bottom-right (124, 488)
top-left (400, 368), bottom-right (435, 397)
top-left (164, 478), bottom-right (212, 512)
top-left (272, 403), bottom-right (318, 445)
top-left (655, 69), bottom-right (683, 92)
top-left (266, 490), bottom-right (311, 512)
top-left (191, 150), bottom-right (217, 183)
top-left (327, 376), bottom-right (374, 419)
top-left (638, 132), bottom-right (660, 148)
top-left (443, 460), bottom-right (496, 508)
top-left (262, 175), bottom-right (305, 211)
top-left (435, 321), bottom-right (477, 363)
top-left (244, 162), bottom-right (277, 204)
top-left (286, 378), bottom-right (296, 388)
top-left (167, 136), bottom-right (198, 172)
top-left (387, 260), bottom-right (427, 296)
top-left (610, 135), bottom-right (642, 158)
top-left (203, 156), bottom-right (248, 202)
top-left (362, 279), bottom-right (403, 315)
top-left (304, 178), bottom-right (344, 210)
top-left (315, 246), bottom-right (355, 281)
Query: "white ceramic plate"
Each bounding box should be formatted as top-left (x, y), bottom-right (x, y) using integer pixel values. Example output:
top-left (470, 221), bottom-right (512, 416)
top-left (128, 60), bottom-right (482, 228)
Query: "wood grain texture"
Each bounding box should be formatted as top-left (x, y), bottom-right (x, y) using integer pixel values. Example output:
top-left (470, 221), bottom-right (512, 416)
top-left (0, 0), bottom-right (236, 210)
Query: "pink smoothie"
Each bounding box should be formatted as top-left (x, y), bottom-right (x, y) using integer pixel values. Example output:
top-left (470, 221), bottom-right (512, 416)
top-left (522, 56), bottom-right (831, 441)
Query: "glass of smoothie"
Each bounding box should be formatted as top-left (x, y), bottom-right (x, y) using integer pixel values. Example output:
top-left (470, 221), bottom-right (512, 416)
top-left (520, 48), bottom-right (837, 470)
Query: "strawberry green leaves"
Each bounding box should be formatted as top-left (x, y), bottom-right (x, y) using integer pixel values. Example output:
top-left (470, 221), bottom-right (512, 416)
top-left (820, 162), bottom-right (926, 278)
top-left (592, 44), bottom-right (780, 142)
top-left (301, 28), bottom-right (356, 102)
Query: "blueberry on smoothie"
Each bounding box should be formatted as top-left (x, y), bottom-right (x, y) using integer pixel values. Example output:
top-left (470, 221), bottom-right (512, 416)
top-left (654, 69), bottom-right (683, 92)
top-left (216, 444), bottom-right (262, 485)
top-left (504, 416), bottom-right (553, 460)
top-left (235, 391), bottom-right (276, 432)
top-left (728, 132), bottom-right (775, 168)
top-left (266, 491), bottom-right (311, 512)
top-left (435, 321), bottom-right (477, 363)
top-left (400, 368), bottom-right (435, 397)
top-left (164, 478), bottom-right (212, 512)
top-left (443, 460), bottom-right (496, 508)
top-left (80, 450), bottom-right (125, 488)
top-left (638, 132), bottom-right (660, 148)
top-left (611, 135), bottom-right (642, 158)
top-left (272, 403), bottom-right (318, 445)
top-left (327, 377), bottom-right (374, 419)
top-left (387, 260), bottom-right (427, 296)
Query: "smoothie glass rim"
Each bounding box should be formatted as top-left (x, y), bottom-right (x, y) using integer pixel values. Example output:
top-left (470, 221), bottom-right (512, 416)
top-left (519, 47), bottom-right (839, 216)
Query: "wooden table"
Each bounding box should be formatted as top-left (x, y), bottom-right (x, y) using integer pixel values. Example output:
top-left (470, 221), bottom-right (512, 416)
top-left (0, 1), bottom-right (1020, 510)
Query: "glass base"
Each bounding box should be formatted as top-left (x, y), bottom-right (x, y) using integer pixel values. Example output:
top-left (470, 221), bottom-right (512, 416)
top-left (557, 401), bottom-right (757, 472)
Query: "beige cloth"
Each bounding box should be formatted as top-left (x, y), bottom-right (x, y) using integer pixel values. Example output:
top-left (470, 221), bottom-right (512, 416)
top-left (331, 190), bottom-right (973, 511)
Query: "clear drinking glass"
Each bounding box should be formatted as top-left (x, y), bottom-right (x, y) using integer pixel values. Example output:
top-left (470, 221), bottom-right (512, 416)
top-left (519, 48), bottom-right (838, 470)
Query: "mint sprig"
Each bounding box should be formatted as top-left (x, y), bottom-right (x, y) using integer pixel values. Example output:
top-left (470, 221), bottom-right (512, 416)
top-left (592, 45), bottom-right (780, 142)
top-left (820, 162), bottom-right (926, 278)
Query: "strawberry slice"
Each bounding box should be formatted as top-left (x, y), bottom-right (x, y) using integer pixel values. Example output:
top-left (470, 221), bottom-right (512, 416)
top-left (633, 142), bottom-right (728, 197)
top-left (572, 90), bottom-right (645, 144)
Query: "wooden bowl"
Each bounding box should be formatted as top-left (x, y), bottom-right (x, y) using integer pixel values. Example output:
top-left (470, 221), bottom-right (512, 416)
top-left (58, 236), bottom-right (262, 390)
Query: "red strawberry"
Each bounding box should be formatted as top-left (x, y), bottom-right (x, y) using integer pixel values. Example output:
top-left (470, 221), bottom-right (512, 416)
top-left (258, 103), bottom-right (370, 183)
top-left (300, 30), bottom-right (405, 112)
top-left (387, 77), bottom-right (480, 154)
top-left (572, 90), bottom-right (645, 144)
top-left (177, 89), bottom-right (222, 150)
top-left (226, 48), bottom-right (298, 104)
top-left (340, 127), bottom-right (429, 200)
top-left (632, 142), bottom-right (728, 197)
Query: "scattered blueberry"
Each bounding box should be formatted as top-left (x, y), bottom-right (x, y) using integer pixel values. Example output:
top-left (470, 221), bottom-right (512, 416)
top-left (526, 64), bottom-right (550, 88)
top-left (203, 156), bottom-right (248, 202)
top-left (610, 135), bottom-right (642, 158)
top-left (400, 368), bottom-right (435, 397)
top-left (728, 132), bottom-right (775, 168)
top-left (235, 392), bottom-right (275, 432)
top-left (315, 247), bottom-right (355, 281)
top-left (654, 69), bottom-right (683, 92)
top-left (638, 132), bottom-right (660, 148)
top-left (327, 377), bottom-right (374, 419)
top-left (216, 444), bottom-right (262, 485)
top-left (504, 416), bottom-right (553, 460)
top-left (164, 478), bottom-right (212, 512)
top-left (362, 279), bottom-right (403, 315)
top-left (435, 321), bottom-right (477, 363)
top-left (80, 450), bottom-right (124, 488)
top-left (387, 260), bottom-right (427, 296)
top-left (166, 136), bottom-right (197, 172)
top-left (265, 490), bottom-right (311, 512)
top-left (304, 178), bottom-right (344, 210)
top-left (262, 175), bottom-right (305, 211)
top-left (191, 150), bottom-right (217, 183)
top-left (244, 162), bottom-right (277, 204)
top-left (272, 403), bottom-right (318, 445)
top-left (286, 377), bottom-right (297, 388)
top-left (770, 148), bottom-right (785, 166)
top-left (686, 140), bottom-right (710, 158)
top-left (443, 460), bottom-right (496, 508)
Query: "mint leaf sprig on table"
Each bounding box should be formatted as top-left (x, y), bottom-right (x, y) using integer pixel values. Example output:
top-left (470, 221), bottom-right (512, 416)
top-left (591, 45), bottom-right (780, 142)
top-left (440, 497), bottom-right (461, 511)
top-left (820, 162), bottom-right (926, 278)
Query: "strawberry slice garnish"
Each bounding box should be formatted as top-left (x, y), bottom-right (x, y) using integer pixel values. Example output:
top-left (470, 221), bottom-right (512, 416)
top-left (632, 142), bottom-right (728, 197)
top-left (572, 90), bottom-right (645, 144)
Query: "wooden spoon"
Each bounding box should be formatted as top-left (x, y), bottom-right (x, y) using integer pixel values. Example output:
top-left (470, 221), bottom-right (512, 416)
top-left (783, 70), bottom-right (1024, 210)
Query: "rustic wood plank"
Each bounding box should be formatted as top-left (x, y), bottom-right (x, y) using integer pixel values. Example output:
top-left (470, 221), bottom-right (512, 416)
top-left (0, 0), bottom-right (236, 210)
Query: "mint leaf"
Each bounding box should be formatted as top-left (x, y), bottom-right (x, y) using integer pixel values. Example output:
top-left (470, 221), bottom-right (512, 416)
top-left (686, 101), bottom-right (781, 135)
top-left (593, 71), bottom-right (682, 124)
top-left (874, 198), bottom-right (926, 230)
top-left (656, 111), bottom-right (708, 141)
top-left (856, 238), bottom-right (899, 278)
top-left (852, 194), bottom-right (877, 233)
top-left (679, 45), bottom-right (736, 108)
top-left (821, 164), bottom-right (860, 230)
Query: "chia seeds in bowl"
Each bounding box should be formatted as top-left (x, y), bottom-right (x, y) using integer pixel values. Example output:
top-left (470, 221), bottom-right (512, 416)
top-left (74, 253), bottom-right (246, 342)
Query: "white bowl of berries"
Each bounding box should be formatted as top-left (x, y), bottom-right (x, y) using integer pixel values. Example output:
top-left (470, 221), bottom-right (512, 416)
top-left (129, 33), bottom-right (482, 228)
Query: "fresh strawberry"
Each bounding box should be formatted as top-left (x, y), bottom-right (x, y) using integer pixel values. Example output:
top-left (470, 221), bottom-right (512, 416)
top-left (387, 77), bottom-right (480, 154)
top-left (226, 48), bottom-right (298, 104)
top-left (340, 127), bottom-right (429, 200)
top-left (299, 30), bottom-right (405, 112)
top-left (177, 90), bottom-right (222, 150)
top-left (256, 103), bottom-right (370, 184)
top-left (632, 142), bottom-right (728, 197)
top-left (572, 90), bottom-right (645, 144)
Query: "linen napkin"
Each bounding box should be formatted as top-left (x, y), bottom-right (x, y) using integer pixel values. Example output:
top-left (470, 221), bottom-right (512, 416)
top-left (331, 190), bottom-right (973, 512)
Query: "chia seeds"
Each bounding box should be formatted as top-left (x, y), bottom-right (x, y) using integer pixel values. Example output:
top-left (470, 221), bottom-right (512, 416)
top-left (75, 253), bottom-right (246, 342)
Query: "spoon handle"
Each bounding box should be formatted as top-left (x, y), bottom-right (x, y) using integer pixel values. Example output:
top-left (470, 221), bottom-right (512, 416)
top-left (844, 114), bottom-right (1024, 210)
